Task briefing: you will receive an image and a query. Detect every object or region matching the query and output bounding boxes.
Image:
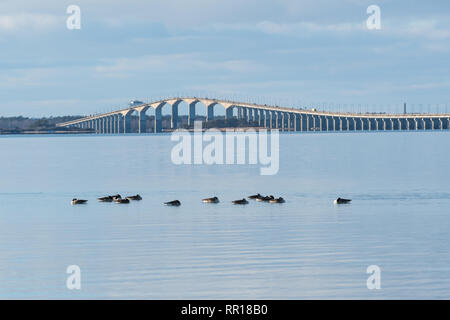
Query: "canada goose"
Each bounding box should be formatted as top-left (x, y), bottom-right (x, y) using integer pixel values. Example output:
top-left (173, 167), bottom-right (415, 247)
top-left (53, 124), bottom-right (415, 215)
top-left (232, 198), bottom-right (249, 205)
top-left (248, 193), bottom-right (262, 200)
top-left (202, 196), bottom-right (219, 203)
top-left (164, 200), bottom-right (181, 206)
top-left (114, 198), bottom-right (130, 204)
top-left (269, 197), bottom-right (285, 203)
top-left (334, 197), bottom-right (352, 204)
top-left (71, 199), bottom-right (87, 205)
top-left (98, 196), bottom-right (113, 202)
top-left (257, 195), bottom-right (275, 202)
top-left (126, 194), bottom-right (142, 201)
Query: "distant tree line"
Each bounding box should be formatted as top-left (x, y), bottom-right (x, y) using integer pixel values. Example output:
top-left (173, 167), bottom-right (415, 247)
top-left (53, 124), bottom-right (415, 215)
top-left (0, 116), bottom-right (84, 133)
top-left (1, 115), bottom-right (260, 134)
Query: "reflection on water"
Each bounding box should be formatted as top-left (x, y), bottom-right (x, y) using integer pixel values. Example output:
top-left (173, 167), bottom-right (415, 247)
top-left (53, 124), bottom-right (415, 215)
top-left (0, 132), bottom-right (450, 299)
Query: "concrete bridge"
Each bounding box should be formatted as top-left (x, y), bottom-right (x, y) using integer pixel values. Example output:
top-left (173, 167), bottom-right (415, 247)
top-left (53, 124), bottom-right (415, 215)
top-left (56, 97), bottom-right (450, 133)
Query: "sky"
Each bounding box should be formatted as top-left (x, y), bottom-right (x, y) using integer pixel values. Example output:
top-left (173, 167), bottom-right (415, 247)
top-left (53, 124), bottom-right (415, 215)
top-left (1, 0), bottom-right (449, 117)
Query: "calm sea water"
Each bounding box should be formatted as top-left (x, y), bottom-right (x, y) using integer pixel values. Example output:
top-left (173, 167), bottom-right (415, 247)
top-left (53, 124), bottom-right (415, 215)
top-left (1, 131), bottom-right (450, 299)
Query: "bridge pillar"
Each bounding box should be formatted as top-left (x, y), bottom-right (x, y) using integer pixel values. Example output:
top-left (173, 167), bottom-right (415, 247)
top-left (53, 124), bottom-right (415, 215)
top-left (237, 107), bottom-right (242, 120)
top-left (110, 116), bottom-right (115, 133)
top-left (118, 115), bottom-right (124, 133)
top-left (248, 108), bottom-right (254, 123)
top-left (299, 114), bottom-right (304, 131)
top-left (422, 118), bottom-right (426, 130)
top-left (105, 117), bottom-right (110, 134)
top-left (432, 118), bottom-right (438, 130)
top-left (332, 117), bottom-right (337, 131)
top-left (243, 108), bottom-right (248, 123)
top-left (257, 109), bottom-right (263, 127)
top-left (358, 118), bottom-right (363, 131)
top-left (171, 103), bottom-right (179, 129)
top-left (254, 109), bottom-right (260, 125)
top-left (293, 114), bottom-right (298, 131)
top-left (100, 118), bottom-right (105, 134)
top-left (123, 114), bottom-right (131, 133)
top-left (350, 118), bottom-right (355, 131)
top-left (207, 104), bottom-right (214, 122)
top-left (225, 107), bottom-right (234, 121)
top-left (306, 115), bottom-right (312, 131)
top-left (271, 111), bottom-right (276, 129)
top-left (139, 110), bottom-right (147, 133)
top-left (265, 110), bottom-right (270, 128)
top-left (154, 106), bottom-right (162, 133)
top-left (271, 111), bottom-right (277, 129)
top-left (110, 116), bottom-right (115, 134)
top-left (189, 102), bottom-right (196, 126)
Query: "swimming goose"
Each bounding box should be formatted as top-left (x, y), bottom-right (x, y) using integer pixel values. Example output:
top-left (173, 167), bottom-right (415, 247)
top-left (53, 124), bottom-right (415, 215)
top-left (114, 198), bottom-right (130, 204)
top-left (98, 196), bottom-right (113, 202)
top-left (232, 198), bottom-right (249, 205)
top-left (269, 197), bottom-right (285, 203)
top-left (334, 197), bottom-right (352, 204)
top-left (164, 200), bottom-right (181, 206)
top-left (257, 195), bottom-right (275, 202)
top-left (248, 193), bottom-right (262, 200)
top-left (126, 194), bottom-right (142, 201)
top-left (71, 199), bottom-right (88, 205)
top-left (202, 196), bottom-right (219, 203)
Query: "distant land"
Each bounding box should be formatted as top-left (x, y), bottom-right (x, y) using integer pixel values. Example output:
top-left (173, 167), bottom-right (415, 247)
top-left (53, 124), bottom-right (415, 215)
top-left (0, 115), bottom-right (259, 134)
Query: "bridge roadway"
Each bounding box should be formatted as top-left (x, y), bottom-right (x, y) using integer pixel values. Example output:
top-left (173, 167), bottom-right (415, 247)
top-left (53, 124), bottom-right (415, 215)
top-left (56, 97), bottom-right (450, 133)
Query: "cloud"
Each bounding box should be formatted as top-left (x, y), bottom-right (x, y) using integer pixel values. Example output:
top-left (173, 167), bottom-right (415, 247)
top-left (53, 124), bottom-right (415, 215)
top-left (94, 54), bottom-right (267, 78)
top-left (0, 13), bottom-right (61, 32)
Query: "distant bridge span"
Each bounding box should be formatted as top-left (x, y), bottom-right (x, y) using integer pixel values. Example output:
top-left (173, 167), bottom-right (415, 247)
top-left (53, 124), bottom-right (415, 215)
top-left (56, 97), bottom-right (450, 133)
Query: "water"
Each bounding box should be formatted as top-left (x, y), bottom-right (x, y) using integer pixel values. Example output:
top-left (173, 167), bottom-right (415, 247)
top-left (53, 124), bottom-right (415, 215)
top-left (1, 131), bottom-right (450, 299)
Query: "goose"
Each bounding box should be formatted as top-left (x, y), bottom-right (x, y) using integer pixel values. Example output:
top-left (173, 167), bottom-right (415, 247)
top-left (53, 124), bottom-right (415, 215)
top-left (269, 197), bottom-right (285, 203)
top-left (232, 198), bottom-right (249, 205)
top-left (202, 196), bottom-right (219, 203)
top-left (257, 195), bottom-right (275, 202)
top-left (126, 194), bottom-right (142, 201)
top-left (72, 199), bottom-right (88, 205)
top-left (98, 196), bottom-right (113, 202)
top-left (112, 194), bottom-right (122, 200)
top-left (248, 193), bottom-right (262, 200)
top-left (114, 198), bottom-right (130, 204)
top-left (334, 197), bottom-right (352, 204)
top-left (164, 200), bottom-right (181, 206)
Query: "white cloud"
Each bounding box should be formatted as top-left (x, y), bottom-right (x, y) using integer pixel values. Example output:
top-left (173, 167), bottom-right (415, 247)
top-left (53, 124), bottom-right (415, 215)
top-left (0, 13), bottom-right (61, 32)
top-left (94, 54), bottom-right (267, 78)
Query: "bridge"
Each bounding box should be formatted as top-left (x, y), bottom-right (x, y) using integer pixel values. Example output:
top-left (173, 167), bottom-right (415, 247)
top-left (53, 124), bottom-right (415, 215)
top-left (56, 97), bottom-right (450, 133)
